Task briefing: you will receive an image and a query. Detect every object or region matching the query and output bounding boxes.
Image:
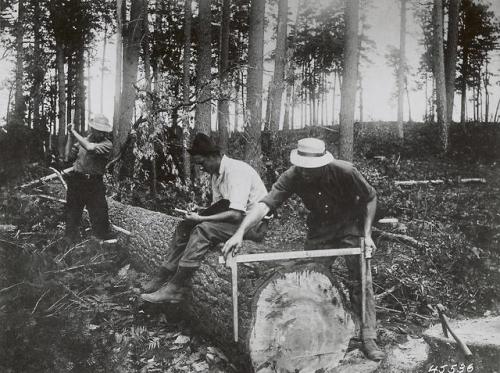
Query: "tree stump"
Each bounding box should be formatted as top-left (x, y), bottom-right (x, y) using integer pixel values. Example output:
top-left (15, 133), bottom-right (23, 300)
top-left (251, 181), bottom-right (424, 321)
top-left (108, 200), bottom-right (358, 372)
top-left (423, 316), bottom-right (500, 373)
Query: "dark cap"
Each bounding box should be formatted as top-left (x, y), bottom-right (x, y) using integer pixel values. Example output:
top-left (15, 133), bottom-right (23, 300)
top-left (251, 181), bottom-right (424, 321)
top-left (187, 133), bottom-right (220, 156)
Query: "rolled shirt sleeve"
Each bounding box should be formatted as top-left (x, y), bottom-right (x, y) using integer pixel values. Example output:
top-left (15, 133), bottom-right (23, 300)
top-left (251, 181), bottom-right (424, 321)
top-left (260, 167), bottom-right (294, 211)
top-left (349, 166), bottom-right (376, 203)
top-left (226, 171), bottom-right (253, 212)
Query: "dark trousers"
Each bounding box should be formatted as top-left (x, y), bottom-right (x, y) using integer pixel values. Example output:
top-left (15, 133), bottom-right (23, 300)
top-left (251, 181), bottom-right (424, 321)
top-left (162, 219), bottom-right (241, 270)
top-left (65, 173), bottom-right (111, 239)
top-left (306, 233), bottom-right (377, 340)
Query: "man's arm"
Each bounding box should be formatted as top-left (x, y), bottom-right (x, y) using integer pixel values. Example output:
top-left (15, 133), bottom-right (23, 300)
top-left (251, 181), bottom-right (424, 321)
top-left (363, 195), bottom-right (377, 255)
top-left (185, 209), bottom-right (243, 224)
top-left (221, 202), bottom-right (270, 259)
top-left (68, 124), bottom-right (109, 153)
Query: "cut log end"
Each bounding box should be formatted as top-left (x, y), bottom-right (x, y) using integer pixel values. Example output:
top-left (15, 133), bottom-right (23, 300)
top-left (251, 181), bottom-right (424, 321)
top-left (250, 265), bottom-right (356, 373)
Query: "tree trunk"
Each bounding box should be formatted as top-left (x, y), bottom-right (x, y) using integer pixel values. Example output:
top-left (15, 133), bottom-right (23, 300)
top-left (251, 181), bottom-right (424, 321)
top-left (142, 0), bottom-right (156, 196)
top-left (100, 24), bottom-right (108, 113)
top-left (283, 82), bottom-right (291, 131)
top-left (74, 47), bottom-right (85, 133)
top-left (194, 0), bottom-right (212, 135)
top-left (406, 80), bottom-right (412, 122)
top-left (115, 0), bottom-right (145, 155)
top-left (483, 63), bottom-right (489, 123)
top-left (445, 0), bottom-right (460, 124)
top-left (86, 53), bottom-right (91, 132)
top-left (235, 78), bottom-right (240, 132)
top-left (107, 200), bottom-right (357, 373)
top-left (217, 0), bottom-right (230, 152)
top-left (432, 0), bottom-right (449, 152)
top-left (267, 0), bottom-right (288, 133)
top-left (339, 0), bottom-right (359, 162)
top-left (358, 74), bottom-right (363, 123)
top-left (332, 71), bottom-right (337, 125)
top-left (113, 0), bottom-right (123, 135)
top-left (56, 41), bottom-right (67, 157)
top-left (244, 0), bottom-right (266, 172)
top-left (182, 0), bottom-right (192, 182)
top-left (397, 0), bottom-right (406, 139)
top-left (32, 0), bottom-right (44, 133)
top-left (13, 0), bottom-right (25, 126)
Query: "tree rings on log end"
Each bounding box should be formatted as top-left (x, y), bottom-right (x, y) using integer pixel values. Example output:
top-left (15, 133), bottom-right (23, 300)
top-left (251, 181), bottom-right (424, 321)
top-left (250, 264), bottom-right (356, 373)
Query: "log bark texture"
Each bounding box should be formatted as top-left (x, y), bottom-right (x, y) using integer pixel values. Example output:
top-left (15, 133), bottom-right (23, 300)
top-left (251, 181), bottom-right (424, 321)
top-left (107, 200), bottom-right (358, 372)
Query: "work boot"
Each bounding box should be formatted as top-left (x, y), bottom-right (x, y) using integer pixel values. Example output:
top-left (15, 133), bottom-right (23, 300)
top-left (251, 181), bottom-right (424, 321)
top-left (362, 339), bottom-right (385, 361)
top-left (141, 267), bottom-right (196, 304)
top-left (141, 266), bottom-right (175, 293)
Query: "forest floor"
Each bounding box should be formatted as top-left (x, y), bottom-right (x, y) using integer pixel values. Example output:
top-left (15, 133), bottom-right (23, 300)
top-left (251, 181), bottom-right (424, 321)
top-left (0, 153), bottom-right (499, 372)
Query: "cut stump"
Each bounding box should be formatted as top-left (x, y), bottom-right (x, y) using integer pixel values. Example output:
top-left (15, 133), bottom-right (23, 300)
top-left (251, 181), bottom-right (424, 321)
top-left (423, 316), bottom-right (500, 373)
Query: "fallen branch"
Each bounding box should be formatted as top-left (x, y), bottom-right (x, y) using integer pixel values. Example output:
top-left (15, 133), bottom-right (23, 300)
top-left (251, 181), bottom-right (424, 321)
top-left (45, 260), bottom-right (112, 274)
top-left (395, 180), bottom-right (444, 186)
top-left (395, 177), bottom-right (486, 186)
top-left (31, 289), bottom-right (50, 314)
top-left (375, 285), bottom-right (397, 301)
top-left (0, 281), bottom-right (24, 294)
top-left (19, 167), bottom-right (74, 188)
top-left (49, 167), bottom-right (67, 190)
top-left (372, 227), bottom-right (424, 248)
top-left (376, 305), bottom-right (432, 320)
top-left (35, 194), bottom-right (66, 203)
top-left (0, 224), bottom-right (17, 232)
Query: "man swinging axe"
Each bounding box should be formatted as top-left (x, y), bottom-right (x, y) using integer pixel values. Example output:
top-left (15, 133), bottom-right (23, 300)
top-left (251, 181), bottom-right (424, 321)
top-left (222, 138), bottom-right (385, 361)
top-left (62, 114), bottom-right (117, 248)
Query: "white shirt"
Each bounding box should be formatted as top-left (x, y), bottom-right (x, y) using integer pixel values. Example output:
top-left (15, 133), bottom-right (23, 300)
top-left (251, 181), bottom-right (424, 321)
top-left (211, 155), bottom-right (268, 213)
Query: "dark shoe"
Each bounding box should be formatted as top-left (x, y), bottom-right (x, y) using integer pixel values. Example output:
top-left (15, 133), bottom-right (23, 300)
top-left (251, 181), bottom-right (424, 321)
top-left (363, 339), bottom-right (385, 361)
top-left (141, 266), bottom-right (196, 303)
top-left (141, 267), bottom-right (175, 293)
top-left (141, 282), bottom-right (188, 303)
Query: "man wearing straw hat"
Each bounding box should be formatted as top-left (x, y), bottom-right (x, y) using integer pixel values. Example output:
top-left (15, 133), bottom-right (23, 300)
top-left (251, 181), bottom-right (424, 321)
top-left (222, 137), bottom-right (385, 361)
top-left (63, 113), bottom-right (116, 246)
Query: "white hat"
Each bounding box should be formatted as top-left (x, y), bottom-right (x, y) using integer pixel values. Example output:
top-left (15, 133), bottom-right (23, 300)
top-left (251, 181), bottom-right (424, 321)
top-left (89, 113), bottom-right (112, 133)
top-left (290, 138), bottom-right (334, 168)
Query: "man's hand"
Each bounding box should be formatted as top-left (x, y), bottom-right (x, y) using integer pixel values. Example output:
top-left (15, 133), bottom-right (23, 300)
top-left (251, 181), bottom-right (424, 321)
top-left (66, 123), bottom-right (74, 133)
top-left (364, 235), bottom-right (377, 258)
top-left (222, 232), bottom-right (244, 261)
top-left (185, 211), bottom-right (203, 223)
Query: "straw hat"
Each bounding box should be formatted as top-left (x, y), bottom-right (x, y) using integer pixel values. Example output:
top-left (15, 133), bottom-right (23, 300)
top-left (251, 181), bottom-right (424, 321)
top-left (290, 138), bottom-right (334, 168)
top-left (89, 114), bottom-right (112, 133)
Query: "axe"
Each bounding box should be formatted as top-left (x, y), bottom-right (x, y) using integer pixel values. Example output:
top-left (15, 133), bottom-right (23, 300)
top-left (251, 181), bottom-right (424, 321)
top-left (435, 303), bottom-right (473, 358)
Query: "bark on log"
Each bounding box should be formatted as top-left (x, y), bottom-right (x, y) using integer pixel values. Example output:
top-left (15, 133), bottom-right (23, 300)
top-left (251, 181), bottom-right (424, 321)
top-left (107, 200), bottom-right (358, 372)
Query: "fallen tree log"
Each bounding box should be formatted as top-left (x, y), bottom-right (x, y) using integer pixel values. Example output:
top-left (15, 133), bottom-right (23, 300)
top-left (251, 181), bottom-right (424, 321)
top-left (395, 178), bottom-right (486, 186)
top-left (107, 200), bottom-right (359, 373)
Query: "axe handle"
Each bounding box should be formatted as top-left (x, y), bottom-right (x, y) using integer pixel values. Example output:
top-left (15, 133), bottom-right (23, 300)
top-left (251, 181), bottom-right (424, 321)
top-left (440, 312), bottom-right (473, 357)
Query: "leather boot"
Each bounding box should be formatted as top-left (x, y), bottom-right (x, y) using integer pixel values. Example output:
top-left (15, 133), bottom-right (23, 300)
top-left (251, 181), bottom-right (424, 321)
top-left (362, 339), bottom-right (385, 361)
top-left (141, 267), bottom-right (196, 304)
top-left (141, 266), bottom-right (175, 293)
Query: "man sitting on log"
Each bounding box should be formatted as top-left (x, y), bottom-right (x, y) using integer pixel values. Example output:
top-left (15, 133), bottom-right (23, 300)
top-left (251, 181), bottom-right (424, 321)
top-left (222, 137), bottom-right (385, 361)
top-left (141, 133), bottom-right (268, 303)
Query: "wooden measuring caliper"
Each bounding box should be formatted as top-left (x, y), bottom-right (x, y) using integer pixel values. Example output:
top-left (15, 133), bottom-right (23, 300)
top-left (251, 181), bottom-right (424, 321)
top-left (218, 238), bottom-right (371, 342)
